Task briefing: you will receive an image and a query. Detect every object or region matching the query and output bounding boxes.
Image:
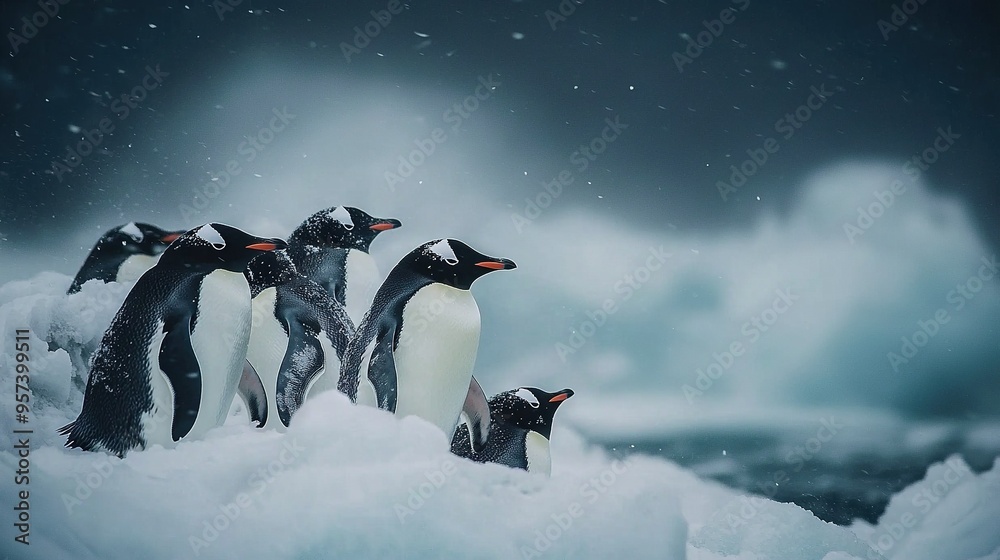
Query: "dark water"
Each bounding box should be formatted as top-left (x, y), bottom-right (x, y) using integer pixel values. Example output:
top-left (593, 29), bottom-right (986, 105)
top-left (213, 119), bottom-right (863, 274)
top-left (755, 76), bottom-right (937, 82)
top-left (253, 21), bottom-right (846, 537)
top-left (599, 430), bottom-right (999, 525)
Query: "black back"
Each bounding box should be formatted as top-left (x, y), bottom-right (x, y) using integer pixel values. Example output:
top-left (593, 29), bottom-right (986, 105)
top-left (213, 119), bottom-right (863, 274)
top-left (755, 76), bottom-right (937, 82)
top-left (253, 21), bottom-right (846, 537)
top-left (246, 250), bottom-right (356, 426)
top-left (246, 249), bottom-right (300, 298)
top-left (68, 222), bottom-right (184, 293)
top-left (59, 223), bottom-right (286, 456)
top-left (336, 239), bottom-right (516, 405)
top-left (247, 250), bottom-right (355, 354)
top-left (451, 387), bottom-right (574, 469)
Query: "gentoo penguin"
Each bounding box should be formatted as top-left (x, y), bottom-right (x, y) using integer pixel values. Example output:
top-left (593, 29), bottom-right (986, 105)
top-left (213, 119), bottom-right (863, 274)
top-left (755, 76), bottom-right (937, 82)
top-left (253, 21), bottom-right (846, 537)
top-left (59, 223), bottom-right (286, 457)
top-left (68, 222), bottom-right (185, 293)
top-left (284, 206), bottom-right (401, 324)
top-left (337, 239), bottom-right (515, 452)
top-left (241, 250), bottom-right (355, 429)
top-left (451, 387), bottom-right (574, 476)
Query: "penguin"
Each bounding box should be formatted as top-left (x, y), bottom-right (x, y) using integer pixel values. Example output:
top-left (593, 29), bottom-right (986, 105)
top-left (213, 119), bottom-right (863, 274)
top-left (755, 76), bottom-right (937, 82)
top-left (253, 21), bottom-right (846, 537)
top-left (284, 206), bottom-right (401, 324)
top-left (337, 239), bottom-right (516, 452)
top-left (241, 250), bottom-right (355, 429)
top-left (58, 223), bottom-right (185, 392)
top-left (451, 387), bottom-right (574, 476)
top-left (68, 222), bottom-right (185, 294)
top-left (59, 223), bottom-right (286, 457)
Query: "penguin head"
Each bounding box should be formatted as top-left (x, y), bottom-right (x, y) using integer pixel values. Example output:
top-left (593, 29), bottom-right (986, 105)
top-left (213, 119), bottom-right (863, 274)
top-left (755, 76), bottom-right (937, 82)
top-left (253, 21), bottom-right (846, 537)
top-left (492, 387), bottom-right (574, 440)
top-left (245, 250), bottom-right (298, 294)
top-left (404, 239), bottom-right (516, 290)
top-left (288, 206), bottom-right (401, 252)
top-left (93, 222), bottom-right (184, 257)
top-left (158, 223), bottom-right (287, 273)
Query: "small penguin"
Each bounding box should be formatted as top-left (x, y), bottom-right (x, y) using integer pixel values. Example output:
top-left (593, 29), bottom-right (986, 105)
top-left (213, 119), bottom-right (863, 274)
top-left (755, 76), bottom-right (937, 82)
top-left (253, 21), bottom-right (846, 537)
top-left (68, 222), bottom-right (185, 294)
top-left (285, 206), bottom-right (401, 324)
top-left (59, 223), bottom-right (286, 457)
top-left (242, 250), bottom-right (355, 429)
top-left (338, 239), bottom-right (516, 452)
top-left (451, 387), bottom-right (574, 476)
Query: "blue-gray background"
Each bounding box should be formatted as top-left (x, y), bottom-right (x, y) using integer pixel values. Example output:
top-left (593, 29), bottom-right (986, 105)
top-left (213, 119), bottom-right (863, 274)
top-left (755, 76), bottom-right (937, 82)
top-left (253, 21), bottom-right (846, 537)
top-left (2, 0), bottom-right (998, 524)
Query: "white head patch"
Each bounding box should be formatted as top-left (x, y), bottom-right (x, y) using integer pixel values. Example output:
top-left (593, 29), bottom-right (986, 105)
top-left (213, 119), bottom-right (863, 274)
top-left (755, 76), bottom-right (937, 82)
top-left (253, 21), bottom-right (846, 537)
top-left (428, 239), bottom-right (458, 265)
top-left (196, 224), bottom-right (226, 250)
top-left (327, 206), bottom-right (354, 230)
top-left (514, 388), bottom-right (540, 408)
top-left (120, 222), bottom-right (143, 242)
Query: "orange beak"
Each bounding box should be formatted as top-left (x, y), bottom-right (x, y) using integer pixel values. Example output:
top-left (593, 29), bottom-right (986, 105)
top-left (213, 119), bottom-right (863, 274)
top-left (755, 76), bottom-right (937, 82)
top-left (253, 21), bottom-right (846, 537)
top-left (161, 233), bottom-right (181, 243)
top-left (549, 389), bottom-right (573, 402)
top-left (475, 261), bottom-right (506, 270)
top-left (370, 223), bottom-right (396, 231)
top-left (246, 242), bottom-right (279, 251)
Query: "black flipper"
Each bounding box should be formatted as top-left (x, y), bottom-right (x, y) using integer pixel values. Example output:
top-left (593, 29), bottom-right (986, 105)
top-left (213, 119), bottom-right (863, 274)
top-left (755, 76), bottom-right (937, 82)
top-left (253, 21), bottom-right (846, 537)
top-left (276, 321), bottom-right (325, 427)
top-left (462, 376), bottom-right (491, 453)
top-left (237, 360), bottom-right (268, 427)
top-left (367, 324), bottom-right (398, 412)
top-left (158, 311), bottom-right (201, 441)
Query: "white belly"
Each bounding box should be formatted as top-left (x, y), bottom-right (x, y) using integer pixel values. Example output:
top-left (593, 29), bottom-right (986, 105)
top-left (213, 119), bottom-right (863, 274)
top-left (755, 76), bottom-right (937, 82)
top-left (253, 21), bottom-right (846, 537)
top-left (186, 271), bottom-right (252, 438)
top-left (246, 288), bottom-right (288, 430)
top-left (303, 331), bottom-right (341, 402)
top-left (393, 284), bottom-right (481, 437)
top-left (354, 338), bottom-right (379, 408)
top-left (525, 431), bottom-right (552, 476)
top-left (140, 322), bottom-right (175, 449)
top-left (344, 250), bottom-right (380, 325)
top-left (116, 254), bottom-right (160, 284)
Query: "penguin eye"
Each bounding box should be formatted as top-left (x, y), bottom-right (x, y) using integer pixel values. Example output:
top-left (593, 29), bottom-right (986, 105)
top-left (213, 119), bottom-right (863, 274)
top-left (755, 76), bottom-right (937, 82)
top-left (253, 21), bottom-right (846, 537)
top-left (445, 258), bottom-right (459, 266)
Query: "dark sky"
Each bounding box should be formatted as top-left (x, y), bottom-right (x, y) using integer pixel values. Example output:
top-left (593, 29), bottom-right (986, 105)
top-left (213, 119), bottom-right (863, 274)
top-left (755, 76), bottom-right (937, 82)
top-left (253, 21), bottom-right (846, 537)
top-left (2, 0), bottom-right (998, 251)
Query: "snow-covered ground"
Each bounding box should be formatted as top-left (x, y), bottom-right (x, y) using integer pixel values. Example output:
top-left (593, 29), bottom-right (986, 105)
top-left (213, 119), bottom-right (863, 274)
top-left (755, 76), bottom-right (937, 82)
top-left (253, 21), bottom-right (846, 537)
top-left (1, 273), bottom-right (998, 559)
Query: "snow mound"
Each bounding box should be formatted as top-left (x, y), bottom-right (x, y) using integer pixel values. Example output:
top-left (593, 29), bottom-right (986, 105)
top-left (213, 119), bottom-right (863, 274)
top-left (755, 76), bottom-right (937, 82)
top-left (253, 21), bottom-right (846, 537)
top-left (1, 267), bottom-right (998, 560)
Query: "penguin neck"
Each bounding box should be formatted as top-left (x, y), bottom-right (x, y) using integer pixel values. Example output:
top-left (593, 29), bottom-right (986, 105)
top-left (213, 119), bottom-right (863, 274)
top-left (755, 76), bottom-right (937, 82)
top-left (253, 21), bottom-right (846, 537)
top-left (70, 246), bottom-right (131, 292)
top-left (373, 269), bottom-right (435, 317)
top-left (524, 430), bottom-right (552, 475)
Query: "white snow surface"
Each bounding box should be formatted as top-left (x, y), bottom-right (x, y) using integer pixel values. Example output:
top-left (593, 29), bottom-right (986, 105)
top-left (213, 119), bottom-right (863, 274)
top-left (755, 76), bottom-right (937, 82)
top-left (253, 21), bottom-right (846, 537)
top-left (1, 276), bottom-right (999, 559)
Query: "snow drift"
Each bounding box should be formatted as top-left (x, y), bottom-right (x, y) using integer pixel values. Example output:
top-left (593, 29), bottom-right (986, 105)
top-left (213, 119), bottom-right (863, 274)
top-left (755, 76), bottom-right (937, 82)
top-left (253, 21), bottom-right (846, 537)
top-left (1, 277), bottom-right (999, 559)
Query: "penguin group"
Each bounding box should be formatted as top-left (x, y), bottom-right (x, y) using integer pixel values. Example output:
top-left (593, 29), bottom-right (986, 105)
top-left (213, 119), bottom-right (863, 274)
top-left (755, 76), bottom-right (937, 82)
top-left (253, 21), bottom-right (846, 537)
top-left (58, 207), bottom-right (573, 475)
